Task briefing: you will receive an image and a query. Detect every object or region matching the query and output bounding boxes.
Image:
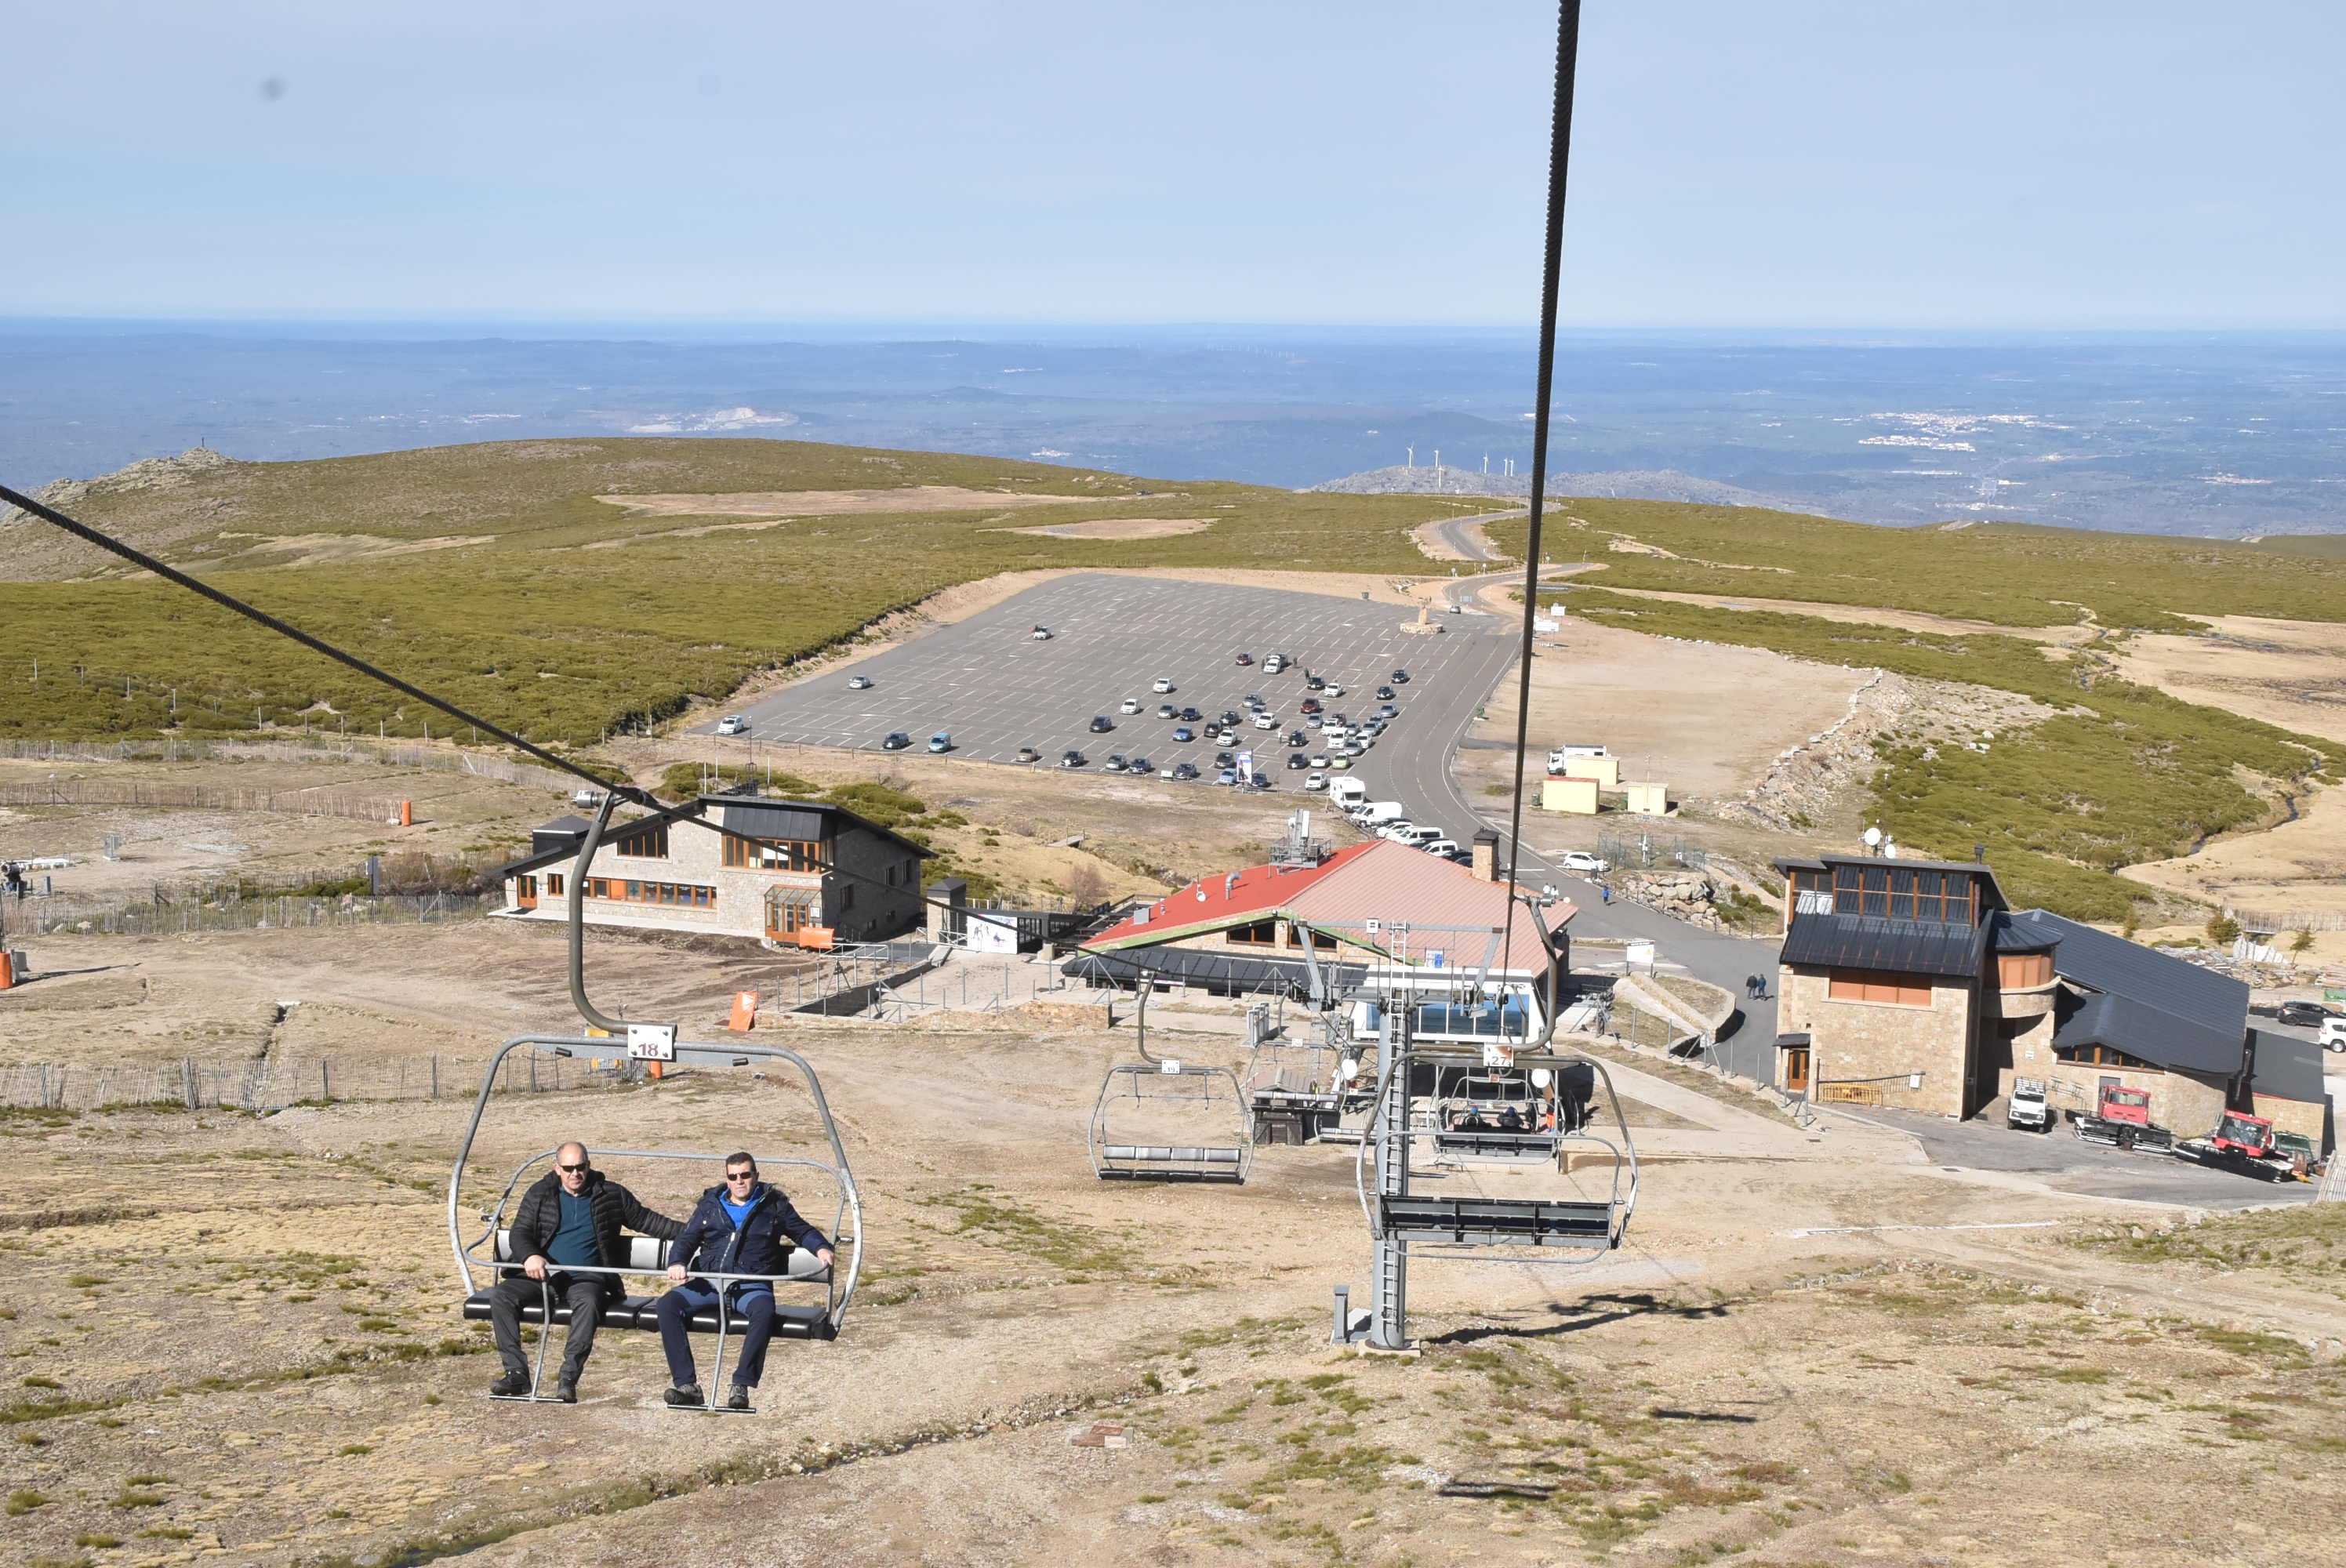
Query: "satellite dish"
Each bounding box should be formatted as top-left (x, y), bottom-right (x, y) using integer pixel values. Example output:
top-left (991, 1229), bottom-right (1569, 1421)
top-left (1338, 1057), bottom-right (1361, 1082)
top-left (1530, 1067), bottom-right (1553, 1089)
top-left (1861, 826), bottom-right (1883, 848)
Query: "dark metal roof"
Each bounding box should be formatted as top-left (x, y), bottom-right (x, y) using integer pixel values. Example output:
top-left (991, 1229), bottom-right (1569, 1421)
top-left (2008, 908), bottom-right (2246, 1069)
top-left (1066, 946), bottom-right (1371, 999)
top-left (2052, 992), bottom-right (2244, 1077)
top-left (538, 815), bottom-right (592, 834)
top-left (708, 797), bottom-right (934, 858)
top-left (1987, 911), bottom-right (2057, 952)
top-left (1779, 912), bottom-right (1988, 978)
top-left (2248, 1029), bottom-right (2327, 1105)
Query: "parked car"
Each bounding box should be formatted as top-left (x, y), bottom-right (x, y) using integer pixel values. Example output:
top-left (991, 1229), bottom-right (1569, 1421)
top-left (1015, 746), bottom-right (1041, 763)
top-left (1421, 837), bottom-right (1460, 857)
top-left (1390, 669), bottom-right (1410, 683)
top-left (1106, 753), bottom-right (1128, 770)
top-left (1304, 771), bottom-right (1328, 791)
top-left (1308, 753), bottom-right (1330, 768)
top-left (1375, 685), bottom-right (1396, 701)
top-left (1216, 768), bottom-right (1239, 786)
top-left (1215, 750), bottom-right (1235, 767)
top-left (1306, 675), bottom-right (1325, 691)
top-left (1060, 750), bottom-right (1087, 768)
top-left (1218, 710), bottom-right (1242, 727)
top-left (2322, 1017), bottom-right (2346, 1054)
top-left (1329, 755), bottom-right (1353, 770)
top-left (1127, 757), bottom-right (1153, 775)
top-left (1377, 702), bottom-right (1399, 718)
top-left (1030, 626), bottom-right (1053, 640)
top-left (1299, 698), bottom-right (1322, 715)
top-left (1152, 677), bottom-right (1175, 693)
top-left (1558, 850), bottom-right (1611, 873)
top-left (1156, 703), bottom-right (1178, 720)
top-left (927, 731), bottom-right (953, 753)
top-left (1170, 762), bottom-right (1200, 781)
top-left (1306, 714), bottom-right (1324, 729)
top-left (881, 731), bottom-right (912, 750)
top-left (1089, 714), bottom-right (1116, 732)
top-left (1284, 729), bottom-right (1306, 747)
top-left (847, 674), bottom-right (873, 690)
top-left (1286, 752), bottom-right (1310, 770)
top-left (1323, 682), bottom-right (1344, 697)
top-left (2275, 1000), bottom-right (2341, 1029)
top-left (1173, 725), bottom-right (1195, 742)
top-left (1252, 713), bottom-right (1277, 730)
top-left (1178, 706), bottom-right (1202, 722)
top-left (1247, 772), bottom-right (1272, 790)
top-left (1264, 653), bottom-right (1288, 673)
top-left (715, 714), bottom-right (749, 735)
top-left (1234, 652), bottom-right (1254, 666)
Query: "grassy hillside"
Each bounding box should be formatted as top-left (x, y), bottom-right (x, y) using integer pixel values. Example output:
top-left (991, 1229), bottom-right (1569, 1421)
top-left (0, 438), bottom-right (1478, 747)
top-left (1489, 500), bottom-right (2346, 630)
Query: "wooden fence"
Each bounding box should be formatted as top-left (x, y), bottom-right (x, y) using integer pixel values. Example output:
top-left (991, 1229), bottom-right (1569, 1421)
top-left (0, 1051), bottom-right (591, 1112)
top-left (0, 777), bottom-right (409, 823)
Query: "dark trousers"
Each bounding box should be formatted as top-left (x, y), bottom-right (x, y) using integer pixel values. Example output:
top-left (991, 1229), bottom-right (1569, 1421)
top-left (656, 1282), bottom-right (776, 1388)
top-left (488, 1272), bottom-right (606, 1381)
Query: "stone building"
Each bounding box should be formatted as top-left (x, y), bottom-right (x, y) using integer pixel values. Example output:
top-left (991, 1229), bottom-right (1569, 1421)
top-left (1772, 851), bottom-right (2282, 1141)
top-left (496, 794), bottom-right (930, 949)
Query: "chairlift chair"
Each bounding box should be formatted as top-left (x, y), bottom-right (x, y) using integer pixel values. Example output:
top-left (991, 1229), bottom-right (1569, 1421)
top-left (1430, 1062), bottom-right (1564, 1167)
top-left (1088, 1060), bottom-right (1255, 1182)
top-left (448, 1033), bottom-right (863, 1410)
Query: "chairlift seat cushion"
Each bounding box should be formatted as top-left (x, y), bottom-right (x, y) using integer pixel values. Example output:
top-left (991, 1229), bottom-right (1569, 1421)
top-left (1102, 1145), bottom-right (1244, 1163)
top-left (1380, 1194), bottom-right (1619, 1249)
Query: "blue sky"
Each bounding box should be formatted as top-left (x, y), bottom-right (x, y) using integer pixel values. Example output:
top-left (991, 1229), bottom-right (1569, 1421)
top-left (6, 1), bottom-right (2342, 327)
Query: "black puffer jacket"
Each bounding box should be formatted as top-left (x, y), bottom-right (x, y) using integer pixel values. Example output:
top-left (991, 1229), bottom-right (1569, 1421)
top-left (670, 1181), bottom-right (830, 1282)
top-left (507, 1170), bottom-right (681, 1272)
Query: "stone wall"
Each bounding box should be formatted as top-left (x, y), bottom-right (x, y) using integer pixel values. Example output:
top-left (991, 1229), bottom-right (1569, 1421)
top-left (2046, 1060), bottom-right (2228, 1140)
top-left (1778, 964), bottom-right (1975, 1118)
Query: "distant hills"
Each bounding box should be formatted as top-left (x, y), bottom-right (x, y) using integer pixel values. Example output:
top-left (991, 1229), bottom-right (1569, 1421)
top-left (1306, 464), bottom-right (1803, 511)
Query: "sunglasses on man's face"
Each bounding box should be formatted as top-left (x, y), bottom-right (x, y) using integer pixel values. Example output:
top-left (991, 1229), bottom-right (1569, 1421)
top-left (725, 1170), bottom-right (757, 1182)
top-left (557, 1163), bottom-right (590, 1174)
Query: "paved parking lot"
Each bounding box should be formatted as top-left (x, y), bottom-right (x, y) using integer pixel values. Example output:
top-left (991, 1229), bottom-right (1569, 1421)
top-left (695, 573), bottom-right (1515, 797)
top-left (1847, 1105), bottom-right (2323, 1210)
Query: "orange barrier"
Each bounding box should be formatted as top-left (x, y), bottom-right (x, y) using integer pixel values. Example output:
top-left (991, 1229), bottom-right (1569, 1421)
top-left (728, 989), bottom-right (760, 1032)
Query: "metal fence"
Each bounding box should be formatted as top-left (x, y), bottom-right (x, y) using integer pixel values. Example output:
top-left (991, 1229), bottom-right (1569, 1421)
top-left (13, 891), bottom-right (496, 938)
top-left (2224, 907), bottom-right (2346, 935)
top-left (0, 777), bottom-right (409, 824)
top-left (0, 736), bottom-right (580, 793)
top-left (0, 1051), bottom-right (592, 1112)
top-left (1597, 833), bottom-right (1709, 872)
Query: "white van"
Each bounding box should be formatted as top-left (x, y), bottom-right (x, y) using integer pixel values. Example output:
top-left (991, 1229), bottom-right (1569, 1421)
top-left (1353, 800), bottom-right (1405, 826)
top-left (1420, 836), bottom-right (1459, 857)
top-left (1327, 779), bottom-right (1368, 809)
top-left (1387, 824), bottom-right (1440, 848)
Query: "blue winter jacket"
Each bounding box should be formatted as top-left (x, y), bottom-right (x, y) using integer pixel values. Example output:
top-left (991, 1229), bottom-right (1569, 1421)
top-left (669, 1181), bottom-right (831, 1284)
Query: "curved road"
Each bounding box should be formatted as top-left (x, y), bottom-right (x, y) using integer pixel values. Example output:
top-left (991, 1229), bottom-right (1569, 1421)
top-left (1349, 572), bottom-right (1783, 1078)
top-left (1423, 509), bottom-right (1520, 564)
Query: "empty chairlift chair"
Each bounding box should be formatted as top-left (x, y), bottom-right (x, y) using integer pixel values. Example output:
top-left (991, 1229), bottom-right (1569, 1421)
top-left (1089, 1062), bottom-right (1255, 1183)
top-left (448, 1033), bottom-right (862, 1407)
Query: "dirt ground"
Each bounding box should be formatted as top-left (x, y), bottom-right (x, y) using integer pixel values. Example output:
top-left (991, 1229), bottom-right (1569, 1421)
top-left (2, 925), bottom-right (2339, 1568)
top-left (993, 520), bottom-right (1215, 541)
top-left (2126, 778), bottom-right (2346, 927)
top-left (1457, 623), bottom-right (1871, 811)
top-left (2111, 615), bottom-right (2346, 749)
top-left (0, 756), bottom-right (565, 906)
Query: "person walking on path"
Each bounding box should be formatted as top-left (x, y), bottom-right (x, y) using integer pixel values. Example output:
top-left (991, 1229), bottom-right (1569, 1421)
top-left (656, 1152), bottom-right (834, 1410)
top-left (488, 1142), bottom-right (681, 1403)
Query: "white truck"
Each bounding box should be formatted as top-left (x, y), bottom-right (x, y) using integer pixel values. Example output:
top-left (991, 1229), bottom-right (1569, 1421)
top-left (2006, 1077), bottom-right (2051, 1132)
top-left (1351, 800), bottom-right (1405, 826)
top-left (1547, 743), bottom-right (1607, 771)
top-left (1327, 778), bottom-right (1368, 810)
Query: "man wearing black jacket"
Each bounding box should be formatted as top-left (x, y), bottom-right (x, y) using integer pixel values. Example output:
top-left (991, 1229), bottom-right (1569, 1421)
top-left (656, 1152), bottom-right (833, 1410)
top-left (488, 1142), bottom-right (681, 1403)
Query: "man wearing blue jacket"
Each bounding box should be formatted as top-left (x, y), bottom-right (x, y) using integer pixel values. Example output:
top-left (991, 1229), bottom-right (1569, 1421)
top-left (656, 1151), bottom-right (833, 1410)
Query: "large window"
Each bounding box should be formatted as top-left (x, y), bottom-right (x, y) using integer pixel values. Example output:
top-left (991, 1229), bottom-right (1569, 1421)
top-left (2057, 1044), bottom-right (2159, 1071)
top-left (586, 877), bottom-right (714, 908)
top-left (1227, 920), bottom-right (1279, 947)
top-left (1825, 968), bottom-right (1933, 1007)
top-left (1997, 952), bottom-right (2053, 989)
top-left (1831, 863), bottom-right (1972, 923)
top-left (614, 822), bottom-right (670, 859)
top-left (722, 836), bottom-right (823, 871)
top-left (1287, 922), bottom-right (1338, 951)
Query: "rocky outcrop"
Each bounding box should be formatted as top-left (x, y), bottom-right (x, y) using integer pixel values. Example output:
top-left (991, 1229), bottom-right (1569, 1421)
top-left (2, 447), bottom-right (238, 526)
top-left (1614, 869), bottom-right (1724, 930)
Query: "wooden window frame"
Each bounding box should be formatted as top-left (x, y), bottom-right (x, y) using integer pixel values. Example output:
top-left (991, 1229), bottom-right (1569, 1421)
top-left (614, 822), bottom-right (670, 859)
top-left (1996, 952), bottom-right (2053, 989)
top-left (1825, 967), bottom-right (1934, 1007)
top-left (1287, 921), bottom-right (1338, 951)
top-left (1227, 920), bottom-right (1279, 948)
top-left (2057, 1043), bottom-right (2159, 1072)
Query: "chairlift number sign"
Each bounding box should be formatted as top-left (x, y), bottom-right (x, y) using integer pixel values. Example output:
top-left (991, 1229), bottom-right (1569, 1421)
top-left (626, 1023), bottom-right (679, 1062)
top-left (1481, 1043), bottom-right (1516, 1070)
top-left (1160, 1059), bottom-right (1183, 1074)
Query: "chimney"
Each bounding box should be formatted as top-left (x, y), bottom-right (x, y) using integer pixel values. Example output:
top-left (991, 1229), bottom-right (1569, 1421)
top-left (1471, 829), bottom-right (1500, 884)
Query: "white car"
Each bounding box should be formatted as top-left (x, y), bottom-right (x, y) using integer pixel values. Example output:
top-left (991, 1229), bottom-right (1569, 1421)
top-left (1323, 683), bottom-right (1345, 698)
top-left (1304, 771), bottom-right (1328, 792)
top-left (1559, 851), bottom-right (1611, 874)
top-left (715, 714), bottom-right (748, 735)
top-left (2322, 1017), bottom-right (2346, 1054)
top-left (1421, 837), bottom-right (1460, 857)
top-left (1120, 698), bottom-right (1142, 715)
top-left (846, 674), bottom-right (873, 690)
top-left (1375, 821), bottom-right (1418, 840)
top-left (1151, 677), bottom-right (1175, 694)
top-left (1030, 626), bottom-right (1053, 640)
top-left (1252, 713), bottom-right (1277, 729)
